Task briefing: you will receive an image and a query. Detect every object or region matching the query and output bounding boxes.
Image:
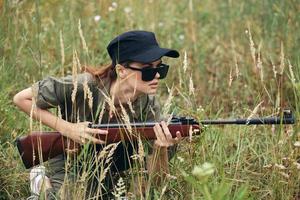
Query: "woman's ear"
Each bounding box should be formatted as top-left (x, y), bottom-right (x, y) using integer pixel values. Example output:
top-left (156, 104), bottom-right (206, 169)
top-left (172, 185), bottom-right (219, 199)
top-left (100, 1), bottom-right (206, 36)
top-left (116, 64), bottom-right (127, 79)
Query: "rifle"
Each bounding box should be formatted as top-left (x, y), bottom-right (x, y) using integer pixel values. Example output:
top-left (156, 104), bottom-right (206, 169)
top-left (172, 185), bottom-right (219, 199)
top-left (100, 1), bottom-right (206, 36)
top-left (16, 110), bottom-right (295, 169)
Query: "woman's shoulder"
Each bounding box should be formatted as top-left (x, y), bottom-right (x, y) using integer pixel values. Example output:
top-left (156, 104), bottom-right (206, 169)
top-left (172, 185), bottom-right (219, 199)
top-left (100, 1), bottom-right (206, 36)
top-left (66, 72), bottom-right (98, 85)
top-left (49, 72), bottom-right (102, 87)
top-left (36, 72), bottom-right (105, 95)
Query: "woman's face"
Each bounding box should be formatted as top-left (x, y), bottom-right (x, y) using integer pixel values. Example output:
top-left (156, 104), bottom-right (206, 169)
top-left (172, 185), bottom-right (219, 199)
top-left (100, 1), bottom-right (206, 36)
top-left (123, 59), bottom-right (162, 95)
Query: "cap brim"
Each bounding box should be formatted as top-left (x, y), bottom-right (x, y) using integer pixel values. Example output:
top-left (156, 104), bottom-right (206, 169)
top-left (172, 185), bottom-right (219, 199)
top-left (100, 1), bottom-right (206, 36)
top-left (130, 47), bottom-right (179, 63)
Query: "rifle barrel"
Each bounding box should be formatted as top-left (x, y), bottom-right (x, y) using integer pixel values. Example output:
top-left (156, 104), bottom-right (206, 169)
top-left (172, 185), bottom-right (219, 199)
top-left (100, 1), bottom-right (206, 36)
top-left (200, 115), bottom-right (295, 125)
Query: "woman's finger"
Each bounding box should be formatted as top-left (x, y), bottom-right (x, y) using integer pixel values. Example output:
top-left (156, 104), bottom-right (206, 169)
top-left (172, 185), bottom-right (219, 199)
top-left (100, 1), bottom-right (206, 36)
top-left (176, 131), bottom-right (182, 140)
top-left (153, 124), bottom-right (161, 141)
top-left (86, 127), bottom-right (108, 135)
top-left (153, 123), bottom-right (165, 142)
top-left (161, 121), bottom-right (173, 141)
top-left (82, 133), bottom-right (105, 144)
top-left (174, 131), bottom-right (182, 143)
top-left (153, 127), bottom-right (167, 147)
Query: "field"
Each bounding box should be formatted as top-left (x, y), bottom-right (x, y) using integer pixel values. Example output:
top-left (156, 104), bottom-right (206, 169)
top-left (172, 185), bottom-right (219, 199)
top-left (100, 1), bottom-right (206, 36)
top-left (0, 0), bottom-right (299, 199)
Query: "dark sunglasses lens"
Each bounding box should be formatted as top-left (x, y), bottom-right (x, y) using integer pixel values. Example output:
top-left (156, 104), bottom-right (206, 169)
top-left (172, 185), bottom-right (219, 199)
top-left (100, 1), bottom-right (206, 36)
top-left (141, 64), bottom-right (169, 81)
top-left (142, 68), bottom-right (157, 81)
top-left (157, 64), bottom-right (169, 79)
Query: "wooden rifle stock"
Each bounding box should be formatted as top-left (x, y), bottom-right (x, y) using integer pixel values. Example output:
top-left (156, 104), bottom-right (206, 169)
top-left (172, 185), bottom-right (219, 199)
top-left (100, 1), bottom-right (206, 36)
top-left (16, 117), bottom-right (200, 169)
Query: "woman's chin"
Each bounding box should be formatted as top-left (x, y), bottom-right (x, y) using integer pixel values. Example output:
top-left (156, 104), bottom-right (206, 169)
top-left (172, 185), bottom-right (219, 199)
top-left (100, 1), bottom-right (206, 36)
top-left (147, 88), bottom-right (157, 95)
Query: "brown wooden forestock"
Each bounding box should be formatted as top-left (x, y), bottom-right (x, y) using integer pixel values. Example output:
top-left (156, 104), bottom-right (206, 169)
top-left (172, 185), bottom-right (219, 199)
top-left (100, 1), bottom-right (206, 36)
top-left (16, 123), bottom-right (200, 169)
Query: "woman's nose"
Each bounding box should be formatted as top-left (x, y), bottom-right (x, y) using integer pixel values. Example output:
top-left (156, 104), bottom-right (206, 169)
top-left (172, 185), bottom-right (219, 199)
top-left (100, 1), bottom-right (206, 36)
top-left (154, 72), bottom-right (160, 79)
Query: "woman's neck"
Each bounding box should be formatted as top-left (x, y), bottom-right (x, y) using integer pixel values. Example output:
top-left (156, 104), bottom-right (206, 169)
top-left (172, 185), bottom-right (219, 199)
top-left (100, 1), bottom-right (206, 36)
top-left (109, 79), bottom-right (141, 105)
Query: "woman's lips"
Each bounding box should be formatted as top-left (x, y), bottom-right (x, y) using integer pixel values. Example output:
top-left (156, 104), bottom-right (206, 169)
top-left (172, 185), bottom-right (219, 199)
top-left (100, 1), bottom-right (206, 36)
top-left (149, 81), bottom-right (158, 85)
top-left (149, 82), bottom-right (158, 87)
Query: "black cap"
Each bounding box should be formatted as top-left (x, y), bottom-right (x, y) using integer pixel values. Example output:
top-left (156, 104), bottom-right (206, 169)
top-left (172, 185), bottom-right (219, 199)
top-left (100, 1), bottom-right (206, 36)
top-left (107, 30), bottom-right (179, 66)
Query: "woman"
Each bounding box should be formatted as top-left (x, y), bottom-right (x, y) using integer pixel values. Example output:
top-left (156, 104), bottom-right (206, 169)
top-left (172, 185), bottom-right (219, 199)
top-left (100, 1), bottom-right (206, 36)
top-left (13, 30), bottom-right (181, 199)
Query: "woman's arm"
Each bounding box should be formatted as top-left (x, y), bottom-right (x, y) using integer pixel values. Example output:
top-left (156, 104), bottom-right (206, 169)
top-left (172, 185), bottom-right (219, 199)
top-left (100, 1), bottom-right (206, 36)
top-left (13, 87), bottom-right (107, 144)
top-left (147, 145), bottom-right (169, 184)
top-left (147, 121), bottom-right (181, 184)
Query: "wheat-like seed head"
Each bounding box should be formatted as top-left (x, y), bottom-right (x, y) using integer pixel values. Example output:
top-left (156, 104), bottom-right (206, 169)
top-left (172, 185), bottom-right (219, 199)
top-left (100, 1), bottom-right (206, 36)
top-left (275, 90), bottom-right (281, 110)
top-left (99, 167), bottom-right (110, 183)
top-left (83, 77), bottom-right (94, 110)
top-left (119, 102), bottom-right (132, 134)
top-left (96, 148), bottom-right (109, 161)
top-left (247, 27), bottom-right (256, 67)
top-left (228, 65), bottom-right (233, 87)
top-left (59, 31), bottom-right (65, 69)
top-left (288, 60), bottom-right (296, 84)
top-left (179, 69), bottom-right (183, 89)
top-left (97, 101), bottom-right (106, 124)
top-left (231, 40), bottom-right (240, 78)
top-left (127, 100), bottom-right (135, 114)
top-left (188, 76), bottom-right (195, 96)
top-left (98, 143), bottom-right (120, 183)
top-left (138, 136), bottom-right (145, 163)
top-left (271, 59), bottom-right (277, 79)
top-left (162, 86), bottom-right (174, 118)
top-left (97, 143), bottom-right (117, 161)
top-left (71, 50), bottom-right (79, 103)
top-left (78, 19), bottom-right (88, 55)
top-left (257, 50), bottom-right (264, 82)
top-left (112, 177), bottom-right (126, 198)
top-left (87, 88), bottom-right (93, 110)
top-left (235, 62), bottom-right (240, 78)
top-left (166, 111), bottom-right (174, 126)
top-left (79, 171), bottom-right (88, 184)
top-left (75, 49), bottom-right (82, 71)
top-left (105, 142), bottom-right (120, 165)
top-left (100, 90), bottom-right (116, 117)
top-left (183, 51), bottom-right (188, 73)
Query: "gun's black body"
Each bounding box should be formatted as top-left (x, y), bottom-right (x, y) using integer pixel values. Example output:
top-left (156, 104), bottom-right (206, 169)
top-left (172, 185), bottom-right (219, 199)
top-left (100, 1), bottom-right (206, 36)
top-left (199, 110), bottom-right (295, 125)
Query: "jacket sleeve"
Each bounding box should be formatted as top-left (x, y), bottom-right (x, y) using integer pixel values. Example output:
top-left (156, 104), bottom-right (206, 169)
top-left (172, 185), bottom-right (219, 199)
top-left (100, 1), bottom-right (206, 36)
top-left (32, 73), bottom-right (95, 109)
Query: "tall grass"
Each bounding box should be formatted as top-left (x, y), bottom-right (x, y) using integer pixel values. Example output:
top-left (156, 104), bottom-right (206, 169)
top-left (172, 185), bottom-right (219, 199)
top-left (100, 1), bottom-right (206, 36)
top-left (1, 0), bottom-right (299, 199)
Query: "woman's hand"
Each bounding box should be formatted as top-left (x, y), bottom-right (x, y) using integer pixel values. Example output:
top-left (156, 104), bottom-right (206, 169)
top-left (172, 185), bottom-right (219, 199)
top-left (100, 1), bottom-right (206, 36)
top-left (153, 121), bottom-right (182, 147)
top-left (60, 122), bottom-right (108, 145)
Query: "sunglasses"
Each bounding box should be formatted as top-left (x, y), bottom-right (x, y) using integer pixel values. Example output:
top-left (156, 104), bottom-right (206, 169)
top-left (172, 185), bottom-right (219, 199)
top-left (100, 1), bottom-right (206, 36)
top-left (125, 63), bottom-right (169, 81)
